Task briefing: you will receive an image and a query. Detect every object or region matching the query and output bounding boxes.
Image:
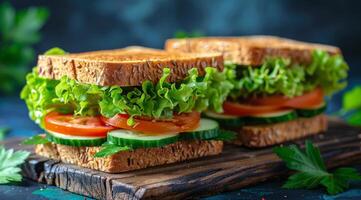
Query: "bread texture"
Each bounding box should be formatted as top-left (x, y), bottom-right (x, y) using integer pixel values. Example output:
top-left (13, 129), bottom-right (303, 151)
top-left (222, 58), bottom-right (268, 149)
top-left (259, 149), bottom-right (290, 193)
top-left (165, 36), bottom-right (341, 66)
top-left (231, 114), bottom-right (328, 147)
top-left (37, 47), bottom-right (223, 86)
top-left (35, 140), bottom-right (223, 173)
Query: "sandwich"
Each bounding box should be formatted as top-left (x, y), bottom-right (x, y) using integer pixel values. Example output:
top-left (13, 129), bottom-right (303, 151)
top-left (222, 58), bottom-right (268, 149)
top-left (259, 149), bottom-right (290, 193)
top-left (21, 47), bottom-right (234, 173)
top-left (165, 36), bottom-right (349, 147)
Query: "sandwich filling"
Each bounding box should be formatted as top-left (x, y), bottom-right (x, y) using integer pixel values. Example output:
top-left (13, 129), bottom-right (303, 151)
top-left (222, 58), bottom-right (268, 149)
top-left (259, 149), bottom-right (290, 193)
top-left (205, 50), bottom-right (348, 126)
top-left (21, 48), bottom-right (234, 156)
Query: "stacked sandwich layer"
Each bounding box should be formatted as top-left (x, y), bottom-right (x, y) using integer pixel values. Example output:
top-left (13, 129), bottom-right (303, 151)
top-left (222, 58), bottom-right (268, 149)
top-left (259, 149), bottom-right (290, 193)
top-left (21, 47), bottom-right (234, 172)
top-left (165, 36), bottom-right (349, 147)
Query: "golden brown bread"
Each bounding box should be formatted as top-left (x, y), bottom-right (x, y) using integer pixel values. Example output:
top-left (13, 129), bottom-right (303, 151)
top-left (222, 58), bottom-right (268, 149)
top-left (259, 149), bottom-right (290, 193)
top-left (232, 114), bottom-right (328, 147)
top-left (35, 140), bottom-right (223, 173)
top-left (165, 36), bottom-right (341, 66)
top-left (37, 47), bottom-right (223, 86)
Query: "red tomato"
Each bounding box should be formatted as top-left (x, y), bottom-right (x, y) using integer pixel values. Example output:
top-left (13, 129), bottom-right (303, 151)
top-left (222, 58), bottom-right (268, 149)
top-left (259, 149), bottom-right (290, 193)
top-left (251, 88), bottom-right (324, 109)
top-left (223, 101), bottom-right (283, 116)
top-left (102, 112), bottom-right (200, 134)
top-left (223, 88), bottom-right (324, 116)
top-left (44, 113), bottom-right (115, 137)
top-left (284, 88), bottom-right (324, 108)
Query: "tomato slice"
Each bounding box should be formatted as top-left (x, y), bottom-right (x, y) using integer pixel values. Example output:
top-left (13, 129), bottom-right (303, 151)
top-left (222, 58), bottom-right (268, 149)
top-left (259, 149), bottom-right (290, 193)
top-left (45, 113), bottom-right (115, 137)
top-left (284, 88), bottom-right (324, 108)
top-left (250, 88), bottom-right (324, 109)
top-left (102, 112), bottom-right (200, 134)
top-left (223, 88), bottom-right (324, 116)
top-left (223, 101), bottom-right (283, 116)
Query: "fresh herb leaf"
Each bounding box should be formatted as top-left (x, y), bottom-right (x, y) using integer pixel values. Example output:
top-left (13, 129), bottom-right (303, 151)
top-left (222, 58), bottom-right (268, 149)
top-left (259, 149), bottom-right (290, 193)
top-left (274, 140), bottom-right (361, 195)
top-left (94, 143), bottom-right (131, 158)
top-left (0, 146), bottom-right (30, 184)
top-left (346, 110), bottom-right (361, 126)
top-left (22, 135), bottom-right (49, 145)
top-left (321, 167), bottom-right (361, 195)
top-left (342, 86), bottom-right (361, 112)
top-left (337, 86), bottom-right (361, 126)
top-left (0, 127), bottom-right (9, 141)
top-left (0, 2), bottom-right (48, 94)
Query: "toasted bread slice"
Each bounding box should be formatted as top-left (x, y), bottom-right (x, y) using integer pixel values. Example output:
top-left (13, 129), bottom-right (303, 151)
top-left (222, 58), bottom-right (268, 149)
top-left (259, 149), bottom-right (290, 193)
top-left (38, 47), bottom-right (223, 86)
top-left (165, 36), bottom-right (341, 66)
top-left (232, 114), bottom-right (327, 147)
top-left (35, 140), bottom-right (223, 173)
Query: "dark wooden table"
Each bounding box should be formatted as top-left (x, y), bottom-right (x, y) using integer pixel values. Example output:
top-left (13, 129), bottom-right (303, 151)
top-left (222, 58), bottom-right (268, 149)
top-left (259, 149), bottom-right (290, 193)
top-left (1, 97), bottom-right (361, 200)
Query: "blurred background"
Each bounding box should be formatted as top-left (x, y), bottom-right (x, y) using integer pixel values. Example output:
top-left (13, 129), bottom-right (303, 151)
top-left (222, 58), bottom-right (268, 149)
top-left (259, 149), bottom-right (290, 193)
top-left (0, 0), bottom-right (361, 136)
top-left (3, 0), bottom-right (361, 93)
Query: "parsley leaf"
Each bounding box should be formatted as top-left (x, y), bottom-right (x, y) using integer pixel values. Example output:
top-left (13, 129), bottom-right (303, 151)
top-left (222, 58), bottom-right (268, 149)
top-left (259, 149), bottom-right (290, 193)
top-left (274, 140), bottom-right (361, 195)
top-left (338, 86), bottom-right (361, 126)
top-left (22, 135), bottom-right (49, 145)
top-left (94, 143), bottom-right (131, 158)
top-left (0, 2), bottom-right (48, 94)
top-left (346, 110), bottom-right (361, 126)
top-left (0, 146), bottom-right (30, 184)
top-left (342, 86), bottom-right (361, 112)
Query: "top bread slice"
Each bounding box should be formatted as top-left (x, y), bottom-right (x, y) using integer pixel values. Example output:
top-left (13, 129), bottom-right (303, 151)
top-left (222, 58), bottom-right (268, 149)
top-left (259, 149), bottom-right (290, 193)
top-left (37, 46), bottom-right (223, 86)
top-left (165, 36), bottom-right (341, 66)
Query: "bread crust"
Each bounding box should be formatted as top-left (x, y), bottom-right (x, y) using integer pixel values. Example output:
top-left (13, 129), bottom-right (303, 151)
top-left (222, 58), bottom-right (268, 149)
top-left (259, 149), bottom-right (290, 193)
top-left (37, 47), bottom-right (223, 86)
top-left (232, 114), bottom-right (328, 147)
top-left (165, 36), bottom-right (341, 66)
top-left (35, 140), bottom-right (223, 173)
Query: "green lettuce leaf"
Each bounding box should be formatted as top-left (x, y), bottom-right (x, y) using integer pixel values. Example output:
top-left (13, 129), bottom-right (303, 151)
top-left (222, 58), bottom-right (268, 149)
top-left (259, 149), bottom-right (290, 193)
top-left (226, 50), bottom-right (348, 99)
top-left (21, 60), bottom-right (233, 126)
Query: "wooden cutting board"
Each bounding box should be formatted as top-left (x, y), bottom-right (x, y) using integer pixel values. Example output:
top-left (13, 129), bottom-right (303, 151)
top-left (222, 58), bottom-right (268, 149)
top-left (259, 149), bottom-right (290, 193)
top-left (3, 119), bottom-right (361, 200)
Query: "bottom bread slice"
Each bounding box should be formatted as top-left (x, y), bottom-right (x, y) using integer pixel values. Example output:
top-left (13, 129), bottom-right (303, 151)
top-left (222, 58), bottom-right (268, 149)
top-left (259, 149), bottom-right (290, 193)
top-left (232, 114), bottom-right (328, 147)
top-left (35, 140), bottom-right (223, 173)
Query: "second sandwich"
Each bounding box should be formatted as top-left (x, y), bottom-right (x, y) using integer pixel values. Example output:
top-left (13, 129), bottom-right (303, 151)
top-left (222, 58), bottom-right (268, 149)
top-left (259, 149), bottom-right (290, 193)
top-left (165, 36), bottom-right (349, 147)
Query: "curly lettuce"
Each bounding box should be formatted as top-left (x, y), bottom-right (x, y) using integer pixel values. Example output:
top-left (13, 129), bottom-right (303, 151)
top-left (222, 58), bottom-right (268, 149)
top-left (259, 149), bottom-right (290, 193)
top-left (226, 50), bottom-right (349, 99)
top-left (21, 65), bottom-right (233, 126)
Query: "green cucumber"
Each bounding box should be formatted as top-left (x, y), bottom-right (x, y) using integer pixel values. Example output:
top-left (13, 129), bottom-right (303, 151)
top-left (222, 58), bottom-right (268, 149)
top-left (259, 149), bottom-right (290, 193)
top-left (107, 130), bottom-right (179, 148)
top-left (203, 111), bottom-right (243, 127)
top-left (181, 118), bottom-right (220, 140)
top-left (245, 110), bottom-right (297, 125)
top-left (297, 102), bottom-right (327, 117)
top-left (46, 131), bottom-right (106, 147)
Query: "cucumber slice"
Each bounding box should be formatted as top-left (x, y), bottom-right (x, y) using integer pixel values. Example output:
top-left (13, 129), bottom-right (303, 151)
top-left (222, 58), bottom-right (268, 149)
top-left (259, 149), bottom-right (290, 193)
top-left (46, 131), bottom-right (106, 147)
top-left (181, 118), bottom-right (220, 140)
top-left (107, 130), bottom-right (179, 148)
top-left (203, 111), bottom-right (243, 127)
top-left (297, 102), bottom-right (327, 117)
top-left (245, 110), bottom-right (297, 125)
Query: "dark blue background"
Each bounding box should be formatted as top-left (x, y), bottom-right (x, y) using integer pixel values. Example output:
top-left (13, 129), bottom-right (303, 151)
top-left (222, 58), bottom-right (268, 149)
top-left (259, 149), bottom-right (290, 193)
top-left (11, 0), bottom-right (361, 106)
top-left (12, 0), bottom-right (361, 72)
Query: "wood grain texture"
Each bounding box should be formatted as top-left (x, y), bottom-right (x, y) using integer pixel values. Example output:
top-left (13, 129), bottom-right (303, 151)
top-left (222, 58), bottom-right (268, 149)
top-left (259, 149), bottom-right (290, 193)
top-left (3, 119), bottom-right (361, 200)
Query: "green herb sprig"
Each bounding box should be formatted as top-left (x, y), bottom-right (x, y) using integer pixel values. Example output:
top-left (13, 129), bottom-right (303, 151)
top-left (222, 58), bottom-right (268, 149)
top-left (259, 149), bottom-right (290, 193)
top-left (0, 146), bottom-right (30, 184)
top-left (274, 140), bottom-right (361, 195)
top-left (336, 86), bottom-right (361, 126)
top-left (0, 2), bottom-right (48, 94)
